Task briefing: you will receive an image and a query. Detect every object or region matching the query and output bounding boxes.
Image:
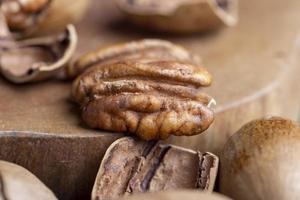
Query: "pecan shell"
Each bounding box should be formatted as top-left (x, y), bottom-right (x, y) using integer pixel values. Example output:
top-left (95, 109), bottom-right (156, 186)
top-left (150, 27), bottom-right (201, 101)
top-left (0, 24), bottom-right (77, 83)
top-left (0, 160), bottom-right (57, 200)
top-left (91, 137), bottom-right (219, 200)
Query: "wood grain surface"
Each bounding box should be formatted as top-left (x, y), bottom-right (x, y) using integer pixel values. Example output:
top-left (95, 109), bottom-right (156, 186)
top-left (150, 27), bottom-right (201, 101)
top-left (1, 0), bottom-right (300, 199)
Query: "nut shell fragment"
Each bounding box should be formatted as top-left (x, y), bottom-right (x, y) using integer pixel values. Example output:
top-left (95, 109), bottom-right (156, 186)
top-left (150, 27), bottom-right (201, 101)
top-left (0, 24), bottom-right (77, 83)
top-left (0, 160), bottom-right (57, 200)
top-left (220, 116), bottom-right (300, 200)
top-left (92, 137), bottom-right (219, 200)
top-left (116, 0), bottom-right (238, 33)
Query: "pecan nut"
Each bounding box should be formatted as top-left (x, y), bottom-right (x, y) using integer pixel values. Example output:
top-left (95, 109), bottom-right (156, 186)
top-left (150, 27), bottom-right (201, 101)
top-left (116, 0), bottom-right (238, 33)
top-left (1, 0), bottom-right (90, 37)
top-left (72, 40), bottom-right (214, 140)
top-left (91, 137), bottom-right (219, 200)
top-left (1, 0), bottom-right (51, 35)
top-left (65, 39), bottom-right (202, 79)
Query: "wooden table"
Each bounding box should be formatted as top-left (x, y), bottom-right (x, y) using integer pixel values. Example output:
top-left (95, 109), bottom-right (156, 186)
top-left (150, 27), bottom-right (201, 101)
top-left (1, 0), bottom-right (300, 199)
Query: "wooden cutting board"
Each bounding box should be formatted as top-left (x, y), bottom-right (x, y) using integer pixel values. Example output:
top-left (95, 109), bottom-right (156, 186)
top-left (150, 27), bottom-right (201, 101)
top-left (1, 0), bottom-right (300, 199)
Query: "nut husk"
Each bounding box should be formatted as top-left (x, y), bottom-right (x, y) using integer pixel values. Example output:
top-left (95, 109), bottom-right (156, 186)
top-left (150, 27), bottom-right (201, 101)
top-left (0, 24), bottom-right (77, 83)
top-left (117, 190), bottom-right (231, 200)
top-left (0, 160), bottom-right (57, 200)
top-left (92, 137), bottom-right (219, 200)
top-left (116, 0), bottom-right (238, 33)
top-left (1, 0), bottom-right (90, 37)
top-left (220, 116), bottom-right (300, 200)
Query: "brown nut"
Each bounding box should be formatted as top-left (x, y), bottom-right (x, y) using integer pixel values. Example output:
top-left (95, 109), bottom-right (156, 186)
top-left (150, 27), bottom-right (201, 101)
top-left (65, 39), bottom-right (202, 79)
top-left (117, 191), bottom-right (232, 200)
top-left (0, 160), bottom-right (57, 200)
top-left (0, 24), bottom-right (77, 83)
top-left (1, 0), bottom-right (90, 37)
top-left (115, 0), bottom-right (238, 33)
top-left (220, 116), bottom-right (300, 200)
top-left (71, 39), bottom-right (214, 140)
top-left (72, 54), bottom-right (214, 140)
top-left (92, 137), bottom-right (219, 200)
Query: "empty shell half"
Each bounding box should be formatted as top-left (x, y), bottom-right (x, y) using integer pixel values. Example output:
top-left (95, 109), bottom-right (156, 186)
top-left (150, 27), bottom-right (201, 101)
top-left (0, 24), bottom-right (77, 83)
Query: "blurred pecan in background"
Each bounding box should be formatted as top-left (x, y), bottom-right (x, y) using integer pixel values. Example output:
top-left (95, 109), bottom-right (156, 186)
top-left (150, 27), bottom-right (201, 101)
top-left (1, 0), bottom-right (90, 37)
top-left (72, 39), bottom-right (215, 140)
top-left (116, 0), bottom-right (238, 33)
top-left (1, 0), bottom-right (50, 32)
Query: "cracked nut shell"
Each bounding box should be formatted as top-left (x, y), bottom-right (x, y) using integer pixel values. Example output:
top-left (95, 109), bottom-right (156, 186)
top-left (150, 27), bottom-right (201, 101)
top-left (220, 116), bottom-right (300, 200)
top-left (92, 137), bottom-right (219, 200)
top-left (65, 39), bottom-right (202, 79)
top-left (0, 160), bottom-right (57, 200)
top-left (72, 51), bottom-right (214, 140)
top-left (116, 0), bottom-right (238, 33)
top-left (0, 24), bottom-right (77, 83)
top-left (117, 191), bottom-right (232, 200)
top-left (1, 0), bottom-right (90, 37)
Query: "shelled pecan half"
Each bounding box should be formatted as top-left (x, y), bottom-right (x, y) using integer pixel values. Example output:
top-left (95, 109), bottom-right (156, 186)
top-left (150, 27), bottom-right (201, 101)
top-left (64, 39), bottom-right (202, 79)
top-left (72, 39), bottom-right (214, 140)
